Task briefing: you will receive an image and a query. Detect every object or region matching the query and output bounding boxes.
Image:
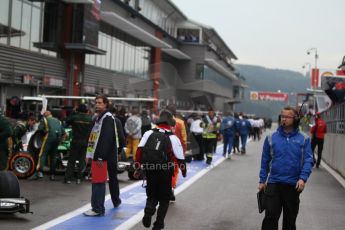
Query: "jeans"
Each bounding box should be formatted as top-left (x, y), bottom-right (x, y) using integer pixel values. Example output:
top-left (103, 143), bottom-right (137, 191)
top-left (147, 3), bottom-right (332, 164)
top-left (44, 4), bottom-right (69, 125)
top-left (240, 134), bottom-right (248, 152)
top-left (91, 160), bottom-right (120, 214)
top-left (223, 134), bottom-right (234, 154)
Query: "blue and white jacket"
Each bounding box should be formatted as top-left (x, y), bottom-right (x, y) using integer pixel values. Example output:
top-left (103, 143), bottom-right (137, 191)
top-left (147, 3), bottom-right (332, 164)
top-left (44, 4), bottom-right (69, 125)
top-left (259, 126), bottom-right (313, 185)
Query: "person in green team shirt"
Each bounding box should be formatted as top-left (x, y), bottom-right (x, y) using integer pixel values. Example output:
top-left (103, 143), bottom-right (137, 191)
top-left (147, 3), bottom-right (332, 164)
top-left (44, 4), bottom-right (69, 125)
top-left (64, 104), bottom-right (93, 184)
top-left (33, 111), bottom-right (65, 180)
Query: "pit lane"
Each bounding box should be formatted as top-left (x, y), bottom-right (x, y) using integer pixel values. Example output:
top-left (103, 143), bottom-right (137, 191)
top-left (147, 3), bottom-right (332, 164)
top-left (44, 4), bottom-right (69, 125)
top-left (0, 172), bottom-right (135, 230)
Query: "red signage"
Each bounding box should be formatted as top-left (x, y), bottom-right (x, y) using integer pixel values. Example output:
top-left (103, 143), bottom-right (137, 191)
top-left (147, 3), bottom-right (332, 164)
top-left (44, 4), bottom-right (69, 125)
top-left (250, 91), bottom-right (288, 102)
top-left (310, 69), bottom-right (345, 88)
top-left (311, 68), bottom-right (319, 88)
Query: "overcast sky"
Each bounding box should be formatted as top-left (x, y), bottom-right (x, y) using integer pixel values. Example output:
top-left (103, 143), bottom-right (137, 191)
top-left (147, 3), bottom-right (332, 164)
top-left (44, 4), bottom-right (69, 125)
top-left (172, 0), bottom-right (345, 73)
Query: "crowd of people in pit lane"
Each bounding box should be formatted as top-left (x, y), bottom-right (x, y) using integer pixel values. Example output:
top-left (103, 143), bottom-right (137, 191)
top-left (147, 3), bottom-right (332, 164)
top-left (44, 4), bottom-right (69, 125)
top-left (0, 102), bottom-right (274, 179)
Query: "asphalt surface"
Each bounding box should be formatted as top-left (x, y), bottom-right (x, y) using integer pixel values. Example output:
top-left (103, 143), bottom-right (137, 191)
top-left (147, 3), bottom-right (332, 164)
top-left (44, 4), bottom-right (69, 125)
top-left (0, 171), bottom-right (135, 230)
top-left (1, 127), bottom-right (345, 230)
top-left (130, 128), bottom-right (345, 230)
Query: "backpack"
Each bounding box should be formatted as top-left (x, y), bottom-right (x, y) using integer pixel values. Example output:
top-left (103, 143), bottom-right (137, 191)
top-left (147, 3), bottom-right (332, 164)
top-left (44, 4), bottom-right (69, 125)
top-left (141, 129), bottom-right (172, 170)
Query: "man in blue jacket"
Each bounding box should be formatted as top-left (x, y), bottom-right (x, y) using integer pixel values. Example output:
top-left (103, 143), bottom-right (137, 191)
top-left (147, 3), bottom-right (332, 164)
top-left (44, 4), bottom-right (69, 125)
top-left (258, 106), bottom-right (313, 230)
top-left (235, 115), bottom-right (251, 154)
top-left (220, 111), bottom-right (236, 158)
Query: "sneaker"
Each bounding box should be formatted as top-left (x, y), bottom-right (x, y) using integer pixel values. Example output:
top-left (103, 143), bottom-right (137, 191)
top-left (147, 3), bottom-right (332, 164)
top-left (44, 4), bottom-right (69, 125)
top-left (64, 179), bottom-right (72, 184)
top-left (76, 179), bottom-right (81, 184)
top-left (38, 171), bottom-right (44, 178)
top-left (113, 199), bottom-right (122, 208)
top-left (50, 175), bottom-right (55, 181)
top-left (29, 172), bottom-right (42, 180)
top-left (29, 173), bottom-right (38, 180)
top-left (142, 214), bottom-right (152, 228)
top-left (83, 209), bottom-right (104, 217)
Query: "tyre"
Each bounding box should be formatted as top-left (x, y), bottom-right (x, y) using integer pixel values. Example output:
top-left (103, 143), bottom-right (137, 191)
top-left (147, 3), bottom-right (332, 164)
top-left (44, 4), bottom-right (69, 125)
top-left (0, 171), bottom-right (20, 198)
top-left (9, 152), bottom-right (36, 179)
top-left (27, 131), bottom-right (44, 158)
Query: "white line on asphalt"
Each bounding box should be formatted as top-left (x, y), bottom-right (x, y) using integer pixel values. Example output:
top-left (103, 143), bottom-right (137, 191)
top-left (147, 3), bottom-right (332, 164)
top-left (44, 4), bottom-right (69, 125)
top-left (33, 143), bottom-right (230, 230)
top-left (321, 160), bottom-right (345, 189)
top-left (115, 146), bottom-right (226, 230)
top-left (32, 181), bottom-right (142, 230)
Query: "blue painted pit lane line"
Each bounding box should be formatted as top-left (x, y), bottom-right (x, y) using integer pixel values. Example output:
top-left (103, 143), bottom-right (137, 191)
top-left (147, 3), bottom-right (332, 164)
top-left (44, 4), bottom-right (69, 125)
top-left (34, 145), bottom-right (226, 230)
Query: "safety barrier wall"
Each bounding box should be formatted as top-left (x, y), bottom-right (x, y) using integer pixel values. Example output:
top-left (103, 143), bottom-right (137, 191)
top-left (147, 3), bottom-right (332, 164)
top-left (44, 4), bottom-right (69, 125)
top-left (322, 102), bottom-right (345, 178)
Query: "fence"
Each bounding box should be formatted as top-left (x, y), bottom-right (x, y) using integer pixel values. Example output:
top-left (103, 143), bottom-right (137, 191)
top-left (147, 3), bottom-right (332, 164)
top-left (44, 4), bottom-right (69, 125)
top-left (322, 101), bottom-right (345, 179)
top-left (322, 102), bottom-right (345, 134)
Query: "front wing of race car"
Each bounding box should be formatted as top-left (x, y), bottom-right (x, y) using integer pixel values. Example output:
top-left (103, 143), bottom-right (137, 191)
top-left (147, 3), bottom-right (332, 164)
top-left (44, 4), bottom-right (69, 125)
top-left (0, 198), bottom-right (31, 214)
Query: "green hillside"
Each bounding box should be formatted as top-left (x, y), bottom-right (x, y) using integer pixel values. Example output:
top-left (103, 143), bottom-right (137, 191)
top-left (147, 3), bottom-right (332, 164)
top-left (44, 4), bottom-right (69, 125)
top-left (235, 64), bottom-right (310, 119)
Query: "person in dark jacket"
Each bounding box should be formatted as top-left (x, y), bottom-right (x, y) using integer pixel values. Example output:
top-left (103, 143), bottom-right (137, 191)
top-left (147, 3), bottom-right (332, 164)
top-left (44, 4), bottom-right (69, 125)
top-left (141, 110), bottom-right (152, 135)
top-left (0, 114), bottom-right (13, 170)
top-left (258, 106), bottom-right (313, 230)
top-left (64, 104), bottom-right (93, 184)
top-left (83, 95), bottom-right (121, 216)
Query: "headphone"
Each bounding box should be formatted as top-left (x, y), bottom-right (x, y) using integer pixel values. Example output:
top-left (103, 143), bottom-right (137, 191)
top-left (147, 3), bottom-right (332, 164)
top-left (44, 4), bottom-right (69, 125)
top-left (278, 107), bottom-right (300, 129)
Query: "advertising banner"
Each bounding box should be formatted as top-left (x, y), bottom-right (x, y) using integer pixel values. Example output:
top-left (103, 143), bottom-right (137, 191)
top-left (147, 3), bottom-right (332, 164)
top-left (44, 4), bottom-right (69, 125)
top-left (311, 68), bottom-right (345, 88)
top-left (250, 91), bottom-right (288, 102)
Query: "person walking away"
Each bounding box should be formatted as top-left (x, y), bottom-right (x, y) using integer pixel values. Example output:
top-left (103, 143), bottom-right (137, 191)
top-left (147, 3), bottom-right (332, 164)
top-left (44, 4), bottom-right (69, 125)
top-left (34, 111), bottom-right (65, 180)
top-left (220, 111), bottom-right (236, 159)
top-left (310, 112), bottom-right (327, 168)
top-left (0, 114), bottom-right (13, 170)
top-left (166, 104), bottom-right (187, 201)
top-left (64, 104), bottom-right (93, 184)
top-left (233, 113), bottom-right (240, 154)
top-left (252, 117), bottom-right (261, 141)
top-left (235, 115), bottom-right (251, 154)
top-left (190, 113), bottom-right (204, 160)
top-left (124, 107), bottom-right (142, 160)
top-left (258, 106), bottom-right (313, 230)
top-left (134, 110), bottom-right (187, 230)
top-left (202, 109), bottom-right (220, 164)
top-left (84, 95), bottom-right (122, 216)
